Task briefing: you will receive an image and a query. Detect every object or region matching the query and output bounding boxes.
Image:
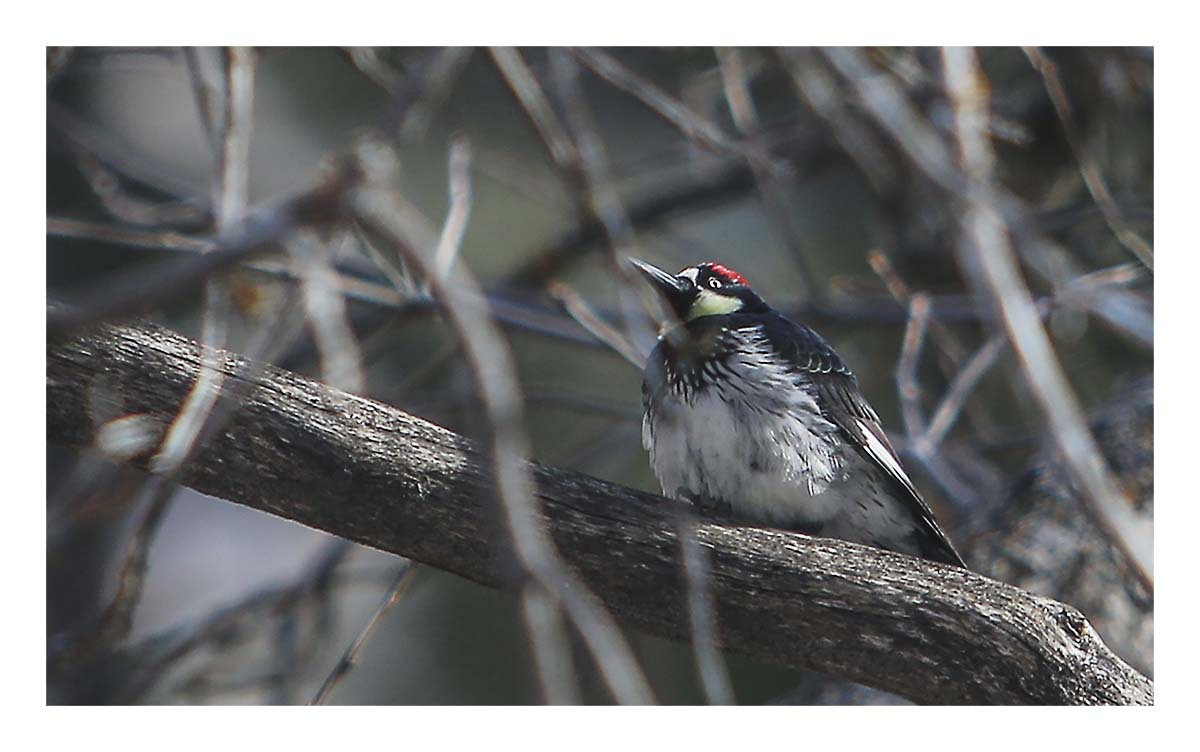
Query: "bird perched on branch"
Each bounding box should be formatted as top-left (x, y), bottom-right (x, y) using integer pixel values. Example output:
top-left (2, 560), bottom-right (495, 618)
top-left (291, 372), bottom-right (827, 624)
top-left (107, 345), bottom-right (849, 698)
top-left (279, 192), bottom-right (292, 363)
top-left (630, 258), bottom-right (965, 567)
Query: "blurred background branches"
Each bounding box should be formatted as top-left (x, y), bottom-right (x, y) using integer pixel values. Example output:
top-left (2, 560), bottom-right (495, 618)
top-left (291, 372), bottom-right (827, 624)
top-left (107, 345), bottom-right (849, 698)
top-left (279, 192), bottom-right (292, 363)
top-left (47, 46), bottom-right (1152, 704)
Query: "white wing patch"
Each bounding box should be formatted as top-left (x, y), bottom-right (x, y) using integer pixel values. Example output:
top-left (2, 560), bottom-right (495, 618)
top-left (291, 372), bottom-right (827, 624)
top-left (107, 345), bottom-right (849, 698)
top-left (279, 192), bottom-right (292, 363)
top-left (856, 418), bottom-right (914, 491)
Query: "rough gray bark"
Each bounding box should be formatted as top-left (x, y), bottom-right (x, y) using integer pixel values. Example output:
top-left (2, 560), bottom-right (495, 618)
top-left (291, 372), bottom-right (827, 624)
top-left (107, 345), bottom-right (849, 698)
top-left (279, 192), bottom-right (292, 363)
top-left (968, 376), bottom-right (1154, 677)
top-left (46, 322), bottom-right (1154, 705)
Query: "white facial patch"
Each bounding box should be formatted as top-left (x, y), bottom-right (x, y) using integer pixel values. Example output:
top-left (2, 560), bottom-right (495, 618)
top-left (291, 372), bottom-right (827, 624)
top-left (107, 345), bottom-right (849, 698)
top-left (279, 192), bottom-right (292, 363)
top-left (687, 289), bottom-right (744, 320)
top-left (678, 267), bottom-right (700, 283)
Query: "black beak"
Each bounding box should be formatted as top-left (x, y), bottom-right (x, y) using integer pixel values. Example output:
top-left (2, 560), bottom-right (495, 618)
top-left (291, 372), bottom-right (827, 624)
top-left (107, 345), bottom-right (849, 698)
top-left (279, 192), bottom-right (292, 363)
top-left (627, 258), bottom-right (696, 318)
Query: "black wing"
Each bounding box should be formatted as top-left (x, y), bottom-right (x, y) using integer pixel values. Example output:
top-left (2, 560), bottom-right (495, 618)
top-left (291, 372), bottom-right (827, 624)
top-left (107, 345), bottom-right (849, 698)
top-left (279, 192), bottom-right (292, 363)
top-left (758, 315), bottom-right (967, 568)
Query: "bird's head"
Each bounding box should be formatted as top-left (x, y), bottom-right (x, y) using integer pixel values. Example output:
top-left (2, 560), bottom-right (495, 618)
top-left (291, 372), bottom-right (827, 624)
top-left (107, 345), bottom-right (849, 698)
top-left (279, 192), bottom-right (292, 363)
top-left (628, 258), bottom-right (769, 324)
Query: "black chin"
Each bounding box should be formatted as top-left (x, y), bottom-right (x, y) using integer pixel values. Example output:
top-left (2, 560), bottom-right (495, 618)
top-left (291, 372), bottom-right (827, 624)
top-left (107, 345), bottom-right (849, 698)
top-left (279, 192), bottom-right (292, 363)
top-left (627, 258), bottom-right (697, 318)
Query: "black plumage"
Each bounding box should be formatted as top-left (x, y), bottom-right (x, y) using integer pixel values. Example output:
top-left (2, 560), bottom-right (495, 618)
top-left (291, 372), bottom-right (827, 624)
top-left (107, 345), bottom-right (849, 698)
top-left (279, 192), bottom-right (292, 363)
top-left (634, 258), bottom-right (966, 569)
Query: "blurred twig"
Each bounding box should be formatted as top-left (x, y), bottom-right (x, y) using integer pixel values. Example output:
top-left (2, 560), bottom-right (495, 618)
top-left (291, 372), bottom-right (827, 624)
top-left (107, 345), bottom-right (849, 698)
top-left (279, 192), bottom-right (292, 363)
top-left (942, 46), bottom-right (1152, 593)
top-left (1023, 47), bottom-right (1154, 270)
top-left (348, 134), bottom-right (655, 705)
top-left (287, 230), bottom-right (367, 394)
top-left (778, 48), bottom-right (895, 191)
top-left (114, 540), bottom-right (354, 703)
top-left (47, 163), bottom-right (355, 337)
top-left (570, 47), bottom-right (778, 176)
top-left (922, 334), bottom-right (1008, 452)
top-left (309, 559), bottom-right (418, 705)
top-left (490, 47), bottom-right (581, 171)
top-left (547, 281), bottom-right (645, 368)
top-left (433, 136), bottom-right (474, 280)
top-left (86, 48), bottom-right (259, 652)
top-left (48, 102), bottom-right (210, 223)
top-left (895, 294), bottom-right (933, 438)
top-left (550, 49), bottom-right (658, 352)
top-left (678, 508), bottom-right (735, 705)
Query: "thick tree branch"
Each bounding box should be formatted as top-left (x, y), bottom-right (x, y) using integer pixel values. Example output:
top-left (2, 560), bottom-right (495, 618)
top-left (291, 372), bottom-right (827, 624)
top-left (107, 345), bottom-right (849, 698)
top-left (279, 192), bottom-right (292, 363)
top-left (46, 321), bottom-right (1153, 705)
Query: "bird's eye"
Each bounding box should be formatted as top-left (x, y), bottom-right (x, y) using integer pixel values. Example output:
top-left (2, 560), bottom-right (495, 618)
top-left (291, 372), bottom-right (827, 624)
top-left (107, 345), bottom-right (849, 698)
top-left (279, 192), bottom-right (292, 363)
top-left (708, 277), bottom-right (723, 289)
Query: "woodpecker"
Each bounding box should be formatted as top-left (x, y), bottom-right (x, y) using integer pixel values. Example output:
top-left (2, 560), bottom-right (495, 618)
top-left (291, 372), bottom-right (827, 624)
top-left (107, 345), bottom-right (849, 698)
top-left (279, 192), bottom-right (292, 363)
top-left (630, 258), bottom-right (966, 568)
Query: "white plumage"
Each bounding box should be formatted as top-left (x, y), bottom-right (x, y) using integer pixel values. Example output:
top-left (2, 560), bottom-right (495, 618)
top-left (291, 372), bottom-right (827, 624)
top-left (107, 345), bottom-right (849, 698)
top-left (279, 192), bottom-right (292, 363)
top-left (643, 328), bottom-right (850, 527)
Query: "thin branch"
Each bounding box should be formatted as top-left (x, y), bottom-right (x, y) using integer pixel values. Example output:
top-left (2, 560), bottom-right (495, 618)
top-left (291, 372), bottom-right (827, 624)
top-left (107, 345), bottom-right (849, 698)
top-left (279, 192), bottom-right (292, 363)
top-left (778, 48), bottom-right (895, 191)
top-left (922, 334), bottom-right (1008, 451)
top-left (81, 300), bottom-right (303, 654)
top-left (343, 47), bottom-right (405, 91)
top-left (153, 46), bottom-right (255, 473)
top-left (181, 47), bottom-right (222, 151)
top-left (91, 48), bottom-right (259, 650)
top-left (550, 49), bottom-right (658, 352)
top-left (519, 585), bottom-right (583, 705)
top-left (347, 135), bottom-right (655, 705)
top-left (895, 294), bottom-right (933, 438)
top-left (941, 46), bottom-right (1152, 593)
top-left (433, 136), bottom-right (474, 281)
top-left (489, 47), bottom-right (581, 170)
top-left (286, 230), bottom-right (367, 394)
top-left (714, 47), bottom-right (758, 135)
top-left (678, 508), bottom-right (735, 705)
top-left (111, 540), bottom-right (354, 703)
top-left (47, 161), bottom-right (355, 337)
top-left (547, 281), bottom-right (645, 368)
top-left (396, 47), bottom-right (474, 142)
top-left (48, 102), bottom-right (210, 220)
top-left (1023, 47), bottom-right (1154, 270)
top-left (570, 47), bottom-right (777, 175)
top-left (309, 560), bottom-right (418, 705)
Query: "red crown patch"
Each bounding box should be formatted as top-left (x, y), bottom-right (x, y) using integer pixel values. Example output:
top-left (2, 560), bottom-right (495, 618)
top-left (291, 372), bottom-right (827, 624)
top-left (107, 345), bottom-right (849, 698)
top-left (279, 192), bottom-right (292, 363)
top-left (705, 262), bottom-right (748, 286)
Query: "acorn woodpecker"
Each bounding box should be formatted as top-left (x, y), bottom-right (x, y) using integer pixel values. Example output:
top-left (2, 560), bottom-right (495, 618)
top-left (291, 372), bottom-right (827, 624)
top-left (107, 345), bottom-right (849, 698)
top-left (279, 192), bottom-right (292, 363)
top-left (630, 258), bottom-right (966, 568)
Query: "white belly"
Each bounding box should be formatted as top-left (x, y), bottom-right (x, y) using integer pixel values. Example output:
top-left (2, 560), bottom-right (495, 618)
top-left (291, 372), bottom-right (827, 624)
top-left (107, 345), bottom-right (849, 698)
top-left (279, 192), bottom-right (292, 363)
top-left (643, 369), bottom-right (850, 528)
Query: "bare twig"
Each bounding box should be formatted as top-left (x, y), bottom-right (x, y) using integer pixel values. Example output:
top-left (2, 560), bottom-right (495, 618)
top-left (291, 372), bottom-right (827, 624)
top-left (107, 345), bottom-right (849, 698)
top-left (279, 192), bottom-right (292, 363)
top-left (519, 585), bottom-right (583, 705)
top-left (396, 47), bottom-right (474, 142)
top-left (344, 47), bottom-right (405, 91)
top-left (547, 281), bottom-right (645, 368)
top-left (490, 47), bottom-right (581, 170)
top-left (433, 136), bottom-right (474, 280)
top-left (895, 294), bottom-right (933, 437)
top-left (715, 47), bottom-right (758, 135)
top-left (1023, 47), bottom-right (1153, 270)
top-left (922, 334), bottom-right (1008, 451)
top-left (84, 298), bottom-right (304, 653)
top-left (181, 47), bottom-right (222, 151)
top-left (65, 148), bottom-right (204, 228)
top-left (112, 540), bottom-right (354, 703)
top-left (941, 46), bottom-right (1152, 592)
top-left (48, 102), bottom-right (209, 224)
top-left (778, 48), bottom-right (895, 190)
top-left (48, 216), bottom-right (213, 253)
top-left (287, 230), bottom-right (367, 394)
top-left (678, 508), bottom-right (735, 705)
top-left (153, 46), bottom-right (255, 473)
top-left (309, 560), bottom-right (418, 705)
top-left (47, 160), bottom-right (354, 337)
top-left (711, 48), bottom-right (817, 295)
top-left (89, 50), bottom-right (262, 651)
top-left (570, 47), bottom-right (777, 175)
top-left (550, 50), bottom-right (658, 352)
top-left (867, 250), bottom-right (968, 366)
top-left (348, 134), bottom-right (655, 704)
